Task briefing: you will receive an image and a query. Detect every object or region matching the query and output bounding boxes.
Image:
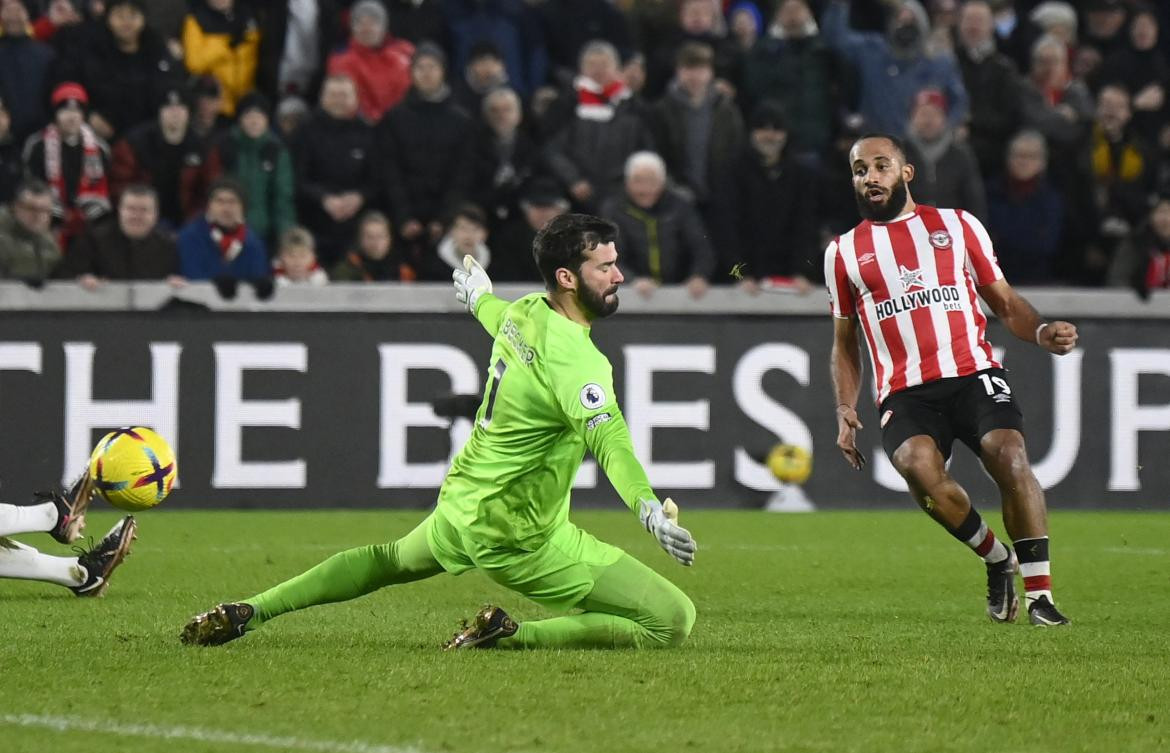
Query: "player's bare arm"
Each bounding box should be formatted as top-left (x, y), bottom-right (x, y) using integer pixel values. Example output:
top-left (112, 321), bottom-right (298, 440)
top-left (977, 279), bottom-right (1078, 355)
top-left (831, 315), bottom-right (867, 470)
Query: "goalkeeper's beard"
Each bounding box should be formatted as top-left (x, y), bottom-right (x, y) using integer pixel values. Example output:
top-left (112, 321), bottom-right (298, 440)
top-left (578, 283), bottom-right (620, 319)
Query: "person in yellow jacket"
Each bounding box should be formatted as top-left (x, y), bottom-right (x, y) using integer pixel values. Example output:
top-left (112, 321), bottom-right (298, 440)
top-left (181, 0), bottom-right (260, 117)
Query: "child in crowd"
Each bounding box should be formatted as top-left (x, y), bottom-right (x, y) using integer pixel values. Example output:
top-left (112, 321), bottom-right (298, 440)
top-left (434, 203), bottom-right (490, 277)
top-left (331, 211), bottom-right (409, 281)
top-left (273, 226), bottom-right (328, 286)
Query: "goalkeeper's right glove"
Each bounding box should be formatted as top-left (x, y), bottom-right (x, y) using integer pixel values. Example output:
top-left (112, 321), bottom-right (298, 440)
top-left (638, 498), bottom-right (696, 566)
top-left (452, 254), bottom-right (492, 313)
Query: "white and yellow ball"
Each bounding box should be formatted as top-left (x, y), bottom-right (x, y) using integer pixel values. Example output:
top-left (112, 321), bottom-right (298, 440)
top-left (766, 443), bottom-right (812, 485)
top-left (88, 427), bottom-right (177, 511)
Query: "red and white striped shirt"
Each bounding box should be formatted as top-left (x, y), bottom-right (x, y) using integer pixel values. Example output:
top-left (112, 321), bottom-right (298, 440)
top-left (824, 205), bottom-right (1002, 405)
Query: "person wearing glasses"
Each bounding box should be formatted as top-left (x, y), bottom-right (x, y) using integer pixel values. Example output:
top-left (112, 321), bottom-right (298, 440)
top-left (0, 179), bottom-right (60, 284)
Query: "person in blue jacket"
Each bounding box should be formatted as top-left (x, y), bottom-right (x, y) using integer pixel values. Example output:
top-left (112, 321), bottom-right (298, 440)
top-left (821, 0), bottom-right (969, 137)
top-left (178, 177), bottom-right (270, 282)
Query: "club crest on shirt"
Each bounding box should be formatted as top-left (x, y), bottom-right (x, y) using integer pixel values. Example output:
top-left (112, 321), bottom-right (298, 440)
top-left (929, 230), bottom-right (952, 249)
top-left (580, 383), bottom-right (606, 409)
top-left (897, 264), bottom-right (925, 292)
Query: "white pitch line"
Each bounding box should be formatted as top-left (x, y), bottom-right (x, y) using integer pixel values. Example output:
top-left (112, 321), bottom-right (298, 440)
top-left (0, 714), bottom-right (424, 753)
top-left (1101, 546), bottom-right (1167, 556)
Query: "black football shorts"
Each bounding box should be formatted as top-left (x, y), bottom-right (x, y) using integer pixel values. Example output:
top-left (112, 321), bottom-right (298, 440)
top-left (878, 367), bottom-right (1025, 461)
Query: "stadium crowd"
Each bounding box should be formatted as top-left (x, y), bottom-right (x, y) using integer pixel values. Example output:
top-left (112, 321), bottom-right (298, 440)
top-left (2, 0), bottom-right (1170, 298)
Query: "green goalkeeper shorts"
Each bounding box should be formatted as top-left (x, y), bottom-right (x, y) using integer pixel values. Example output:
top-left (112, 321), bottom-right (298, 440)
top-left (426, 508), bottom-right (625, 612)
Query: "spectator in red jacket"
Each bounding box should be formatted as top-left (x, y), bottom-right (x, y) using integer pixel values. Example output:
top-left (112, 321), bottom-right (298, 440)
top-left (326, 0), bottom-right (414, 122)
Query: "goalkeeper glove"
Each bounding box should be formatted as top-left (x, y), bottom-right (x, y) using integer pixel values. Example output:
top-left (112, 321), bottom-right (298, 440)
top-left (638, 498), bottom-right (696, 566)
top-left (452, 254), bottom-right (492, 313)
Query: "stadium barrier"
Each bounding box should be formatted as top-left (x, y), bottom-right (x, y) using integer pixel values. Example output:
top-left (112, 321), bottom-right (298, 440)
top-left (1, 282), bottom-right (1169, 510)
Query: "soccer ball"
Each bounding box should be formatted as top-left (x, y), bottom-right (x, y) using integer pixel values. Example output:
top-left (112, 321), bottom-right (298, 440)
top-left (765, 443), bottom-right (812, 485)
top-left (88, 427), bottom-right (177, 511)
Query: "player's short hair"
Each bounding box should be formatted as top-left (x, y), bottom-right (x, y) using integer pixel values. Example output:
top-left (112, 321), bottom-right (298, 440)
top-left (850, 132), bottom-right (911, 165)
top-left (533, 213), bottom-right (618, 293)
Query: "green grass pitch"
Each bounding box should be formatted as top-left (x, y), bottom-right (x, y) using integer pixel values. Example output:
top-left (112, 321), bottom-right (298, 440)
top-left (2, 509), bottom-right (1168, 753)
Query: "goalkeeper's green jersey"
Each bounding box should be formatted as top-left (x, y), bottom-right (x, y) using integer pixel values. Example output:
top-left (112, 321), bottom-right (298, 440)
top-left (437, 292), bottom-right (656, 550)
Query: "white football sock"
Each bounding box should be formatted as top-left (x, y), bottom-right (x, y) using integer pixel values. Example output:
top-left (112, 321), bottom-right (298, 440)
top-left (0, 502), bottom-right (58, 537)
top-left (0, 538), bottom-right (84, 587)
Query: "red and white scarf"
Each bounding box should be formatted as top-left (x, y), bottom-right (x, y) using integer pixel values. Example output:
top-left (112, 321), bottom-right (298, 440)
top-left (210, 223), bottom-right (247, 261)
top-left (273, 258), bottom-right (328, 286)
top-left (43, 123), bottom-right (109, 217)
top-left (575, 76), bottom-right (630, 122)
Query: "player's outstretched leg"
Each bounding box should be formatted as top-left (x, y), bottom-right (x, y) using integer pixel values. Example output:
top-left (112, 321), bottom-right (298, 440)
top-left (181, 516), bottom-right (445, 646)
top-left (0, 516), bottom-right (135, 595)
top-left (0, 537), bottom-right (84, 587)
top-left (891, 436), bottom-right (1018, 622)
top-left (0, 473), bottom-right (95, 544)
top-left (446, 553), bottom-right (695, 650)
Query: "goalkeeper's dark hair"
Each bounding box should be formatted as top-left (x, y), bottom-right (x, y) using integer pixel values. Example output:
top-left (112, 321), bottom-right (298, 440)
top-left (533, 213), bottom-right (618, 292)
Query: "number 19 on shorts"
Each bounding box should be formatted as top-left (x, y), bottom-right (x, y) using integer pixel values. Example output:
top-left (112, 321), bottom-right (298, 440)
top-left (978, 373), bottom-right (1012, 403)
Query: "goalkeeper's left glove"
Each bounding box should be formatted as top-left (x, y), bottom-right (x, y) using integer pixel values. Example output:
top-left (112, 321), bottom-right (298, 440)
top-left (452, 254), bottom-right (492, 313)
top-left (639, 498), bottom-right (696, 566)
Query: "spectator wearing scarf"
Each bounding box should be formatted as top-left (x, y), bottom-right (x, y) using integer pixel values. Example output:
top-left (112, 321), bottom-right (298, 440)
top-left (545, 40), bottom-right (654, 211)
top-left (177, 177), bottom-right (269, 281)
top-left (22, 82), bottom-right (111, 247)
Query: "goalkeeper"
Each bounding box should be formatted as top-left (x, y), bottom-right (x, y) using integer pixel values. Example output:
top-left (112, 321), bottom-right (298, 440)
top-left (182, 213), bottom-right (698, 650)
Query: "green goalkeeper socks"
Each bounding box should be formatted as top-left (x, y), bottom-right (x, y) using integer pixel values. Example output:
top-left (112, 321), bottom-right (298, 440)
top-left (504, 612), bottom-right (656, 648)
